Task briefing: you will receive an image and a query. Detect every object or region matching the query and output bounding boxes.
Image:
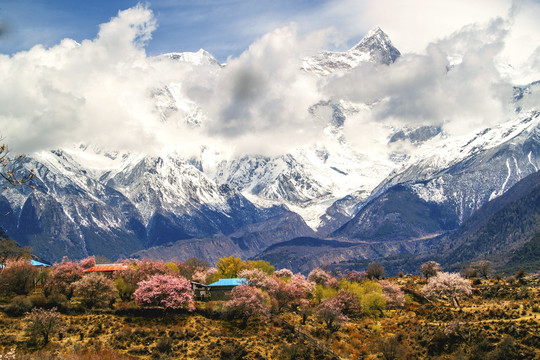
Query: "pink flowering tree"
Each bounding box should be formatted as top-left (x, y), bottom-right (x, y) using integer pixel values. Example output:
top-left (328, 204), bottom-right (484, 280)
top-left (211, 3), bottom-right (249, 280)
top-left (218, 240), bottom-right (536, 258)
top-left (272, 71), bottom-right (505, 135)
top-left (79, 256), bottom-right (96, 270)
top-left (73, 273), bottom-right (118, 308)
top-left (344, 270), bottom-right (367, 283)
top-left (274, 268), bottom-right (293, 278)
top-left (115, 259), bottom-right (173, 300)
top-left (24, 307), bottom-right (65, 346)
top-left (191, 267), bottom-right (217, 284)
top-left (422, 272), bottom-right (472, 307)
top-left (238, 268), bottom-right (268, 288)
top-left (225, 285), bottom-right (270, 327)
top-left (134, 274), bottom-right (194, 312)
top-left (331, 289), bottom-right (362, 318)
top-left (308, 267), bottom-right (331, 286)
top-left (316, 296), bottom-right (348, 332)
top-left (380, 280), bottom-right (406, 308)
top-left (44, 260), bottom-right (83, 299)
top-left (264, 273), bottom-right (314, 312)
top-left (420, 261), bottom-right (442, 278)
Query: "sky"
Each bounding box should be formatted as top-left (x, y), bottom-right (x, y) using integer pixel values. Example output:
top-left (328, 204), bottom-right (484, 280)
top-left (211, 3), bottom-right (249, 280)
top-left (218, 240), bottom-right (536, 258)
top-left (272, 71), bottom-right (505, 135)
top-left (0, 0), bottom-right (539, 156)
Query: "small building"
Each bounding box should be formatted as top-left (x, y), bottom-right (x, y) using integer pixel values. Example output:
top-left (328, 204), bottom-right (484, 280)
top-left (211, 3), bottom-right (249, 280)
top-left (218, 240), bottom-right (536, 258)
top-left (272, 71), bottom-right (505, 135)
top-left (206, 278), bottom-right (247, 301)
top-left (83, 264), bottom-right (128, 277)
top-left (191, 282), bottom-right (210, 301)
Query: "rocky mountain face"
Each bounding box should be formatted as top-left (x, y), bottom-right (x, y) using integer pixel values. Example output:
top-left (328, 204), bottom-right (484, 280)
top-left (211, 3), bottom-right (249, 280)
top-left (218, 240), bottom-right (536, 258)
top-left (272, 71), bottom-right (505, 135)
top-left (1, 27), bottom-right (539, 271)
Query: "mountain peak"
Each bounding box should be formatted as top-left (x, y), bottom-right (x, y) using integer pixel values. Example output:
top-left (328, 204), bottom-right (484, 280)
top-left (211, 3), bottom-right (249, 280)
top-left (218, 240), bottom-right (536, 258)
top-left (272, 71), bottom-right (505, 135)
top-left (302, 26), bottom-right (400, 75)
top-left (351, 27), bottom-right (400, 65)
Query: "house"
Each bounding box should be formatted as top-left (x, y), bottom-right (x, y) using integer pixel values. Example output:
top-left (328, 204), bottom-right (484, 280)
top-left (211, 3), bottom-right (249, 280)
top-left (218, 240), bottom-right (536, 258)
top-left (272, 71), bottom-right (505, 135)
top-left (191, 282), bottom-right (210, 301)
top-left (83, 264), bottom-right (128, 277)
top-left (206, 278), bottom-right (247, 301)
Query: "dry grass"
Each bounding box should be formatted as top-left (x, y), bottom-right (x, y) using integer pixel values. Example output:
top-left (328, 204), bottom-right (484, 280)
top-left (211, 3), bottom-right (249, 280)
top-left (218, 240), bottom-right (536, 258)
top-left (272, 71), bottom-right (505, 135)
top-left (0, 276), bottom-right (539, 359)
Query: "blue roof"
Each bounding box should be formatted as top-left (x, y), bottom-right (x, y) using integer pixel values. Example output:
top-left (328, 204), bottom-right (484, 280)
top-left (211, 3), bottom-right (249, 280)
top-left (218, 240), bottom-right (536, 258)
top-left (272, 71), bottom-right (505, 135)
top-left (208, 278), bottom-right (247, 287)
top-left (31, 260), bottom-right (50, 267)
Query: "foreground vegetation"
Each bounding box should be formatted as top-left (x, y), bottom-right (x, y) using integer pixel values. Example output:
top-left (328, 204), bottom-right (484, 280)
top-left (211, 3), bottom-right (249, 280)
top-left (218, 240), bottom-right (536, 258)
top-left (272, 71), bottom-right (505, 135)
top-left (0, 248), bottom-right (539, 359)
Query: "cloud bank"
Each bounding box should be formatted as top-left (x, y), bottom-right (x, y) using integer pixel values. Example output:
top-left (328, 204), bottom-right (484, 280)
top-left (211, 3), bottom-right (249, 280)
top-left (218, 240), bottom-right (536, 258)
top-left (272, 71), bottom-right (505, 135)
top-left (0, 2), bottom-right (538, 157)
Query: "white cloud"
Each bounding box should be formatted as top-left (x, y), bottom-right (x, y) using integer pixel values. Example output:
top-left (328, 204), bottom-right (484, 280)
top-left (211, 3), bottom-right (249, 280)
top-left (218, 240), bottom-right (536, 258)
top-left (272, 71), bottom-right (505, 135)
top-left (0, 1), bottom-right (538, 159)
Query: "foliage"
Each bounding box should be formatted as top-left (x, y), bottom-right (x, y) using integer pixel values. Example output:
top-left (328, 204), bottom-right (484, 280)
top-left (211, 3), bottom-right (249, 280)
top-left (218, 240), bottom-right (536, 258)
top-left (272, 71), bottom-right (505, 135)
top-left (225, 285), bottom-right (270, 325)
top-left (164, 262), bottom-right (180, 274)
top-left (215, 256), bottom-right (249, 279)
top-left (313, 283), bottom-right (338, 303)
top-left (24, 307), bottom-right (65, 345)
top-left (0, 259), bottom-right (39, 296)
top-left (134, 274), bottom-right (194, 311)
top-left (380, 280), bottom-right (406, 308)
top-left (367, 263), bottom-right (385, 279)
top-left (246, 260), bottom-right (274, 275)
top-left (422, 272), bottom-right (472, 305)
top-left (274, 268), bottom-right (293, 278)
top-left (114, 277), bottom-right (132, 302)
top-left (43, 260), bottom-right (83, 299)
top-left (307, 267), bottom-right (331, 286)
top-left (361, 293), bottom-right (386, 317)
top-left (73, 273), bottom-right (118, 308)
top-left (420, 260), bottom-right (442, 278)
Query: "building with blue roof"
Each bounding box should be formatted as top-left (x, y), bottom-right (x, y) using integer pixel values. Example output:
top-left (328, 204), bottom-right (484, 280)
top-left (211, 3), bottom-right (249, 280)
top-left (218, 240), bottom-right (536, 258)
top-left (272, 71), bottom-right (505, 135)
top-left (198, 278), bottom-right (247, 301)
top-left (207, 278), bottom-right (247, 287)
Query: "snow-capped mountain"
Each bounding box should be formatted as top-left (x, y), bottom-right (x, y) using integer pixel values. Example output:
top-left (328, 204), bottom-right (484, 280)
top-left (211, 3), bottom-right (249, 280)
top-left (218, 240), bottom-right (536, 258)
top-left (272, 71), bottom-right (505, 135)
top-left (301, 27), bottom-right (401, 75)
top-left (2, 26), bottom-right (539, 268)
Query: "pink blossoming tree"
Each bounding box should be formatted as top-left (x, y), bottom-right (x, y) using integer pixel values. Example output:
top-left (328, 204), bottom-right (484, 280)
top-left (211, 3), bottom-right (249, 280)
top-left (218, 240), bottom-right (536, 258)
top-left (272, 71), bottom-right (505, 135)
top-left (44, 260), bottom-right (83, 299)
top-left (380, 280), bottom-right (406, 308)
top-left (308, 267), bottom-right (331, 286)
top-left (134, 274), bottom-right (194, 311)
top-left (422, 272), bottom-right (472, 307)
top-left (226, 285), bottom-right (270, 327)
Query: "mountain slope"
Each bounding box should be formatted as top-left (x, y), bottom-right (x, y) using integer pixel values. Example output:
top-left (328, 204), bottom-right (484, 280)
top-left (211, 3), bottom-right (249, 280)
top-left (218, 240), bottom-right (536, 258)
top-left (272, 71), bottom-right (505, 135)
top-left (437, 170), bottom-right (540, 271)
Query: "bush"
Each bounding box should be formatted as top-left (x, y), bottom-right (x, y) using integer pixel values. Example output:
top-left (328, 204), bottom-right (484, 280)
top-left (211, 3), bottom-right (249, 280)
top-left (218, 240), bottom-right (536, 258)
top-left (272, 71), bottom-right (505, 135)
top-left (155, 335), bottom-right (173, 354)
top-left (361, 293), bottom-right (386, 317)
top-left (5, 295), bottom-right (34, 316)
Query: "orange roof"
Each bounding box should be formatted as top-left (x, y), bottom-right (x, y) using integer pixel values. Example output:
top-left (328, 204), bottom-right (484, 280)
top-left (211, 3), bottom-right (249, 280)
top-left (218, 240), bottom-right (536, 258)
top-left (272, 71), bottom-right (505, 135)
top-left (84, 264), bottom-right (128, 272)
